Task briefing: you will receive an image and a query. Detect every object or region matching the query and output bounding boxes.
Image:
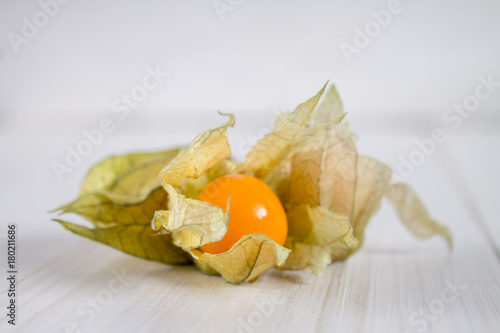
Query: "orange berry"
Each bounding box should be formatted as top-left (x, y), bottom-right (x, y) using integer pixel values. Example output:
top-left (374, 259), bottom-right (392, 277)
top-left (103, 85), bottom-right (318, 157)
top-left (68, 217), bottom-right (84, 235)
top-left (198, 174), bottom-right (287, 254)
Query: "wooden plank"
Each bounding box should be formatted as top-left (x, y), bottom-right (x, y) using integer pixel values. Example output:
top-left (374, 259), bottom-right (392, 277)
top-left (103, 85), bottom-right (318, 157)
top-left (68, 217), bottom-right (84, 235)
top-left (1, 238), bottom-right (498, 332)
top-left (1, 137), bottom-right (499, 333)
top-left (446, 136), bottom-right (500, 250)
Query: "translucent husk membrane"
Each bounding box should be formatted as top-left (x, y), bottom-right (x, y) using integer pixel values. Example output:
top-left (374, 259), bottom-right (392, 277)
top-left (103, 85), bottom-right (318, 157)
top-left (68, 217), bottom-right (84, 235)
top-left (55, 84), bottom-right (452, 284)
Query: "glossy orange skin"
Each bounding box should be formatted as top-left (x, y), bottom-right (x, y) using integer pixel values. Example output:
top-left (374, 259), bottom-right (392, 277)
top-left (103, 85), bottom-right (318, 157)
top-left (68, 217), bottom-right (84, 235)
top-left (198, 174), bottom-right (288, 254)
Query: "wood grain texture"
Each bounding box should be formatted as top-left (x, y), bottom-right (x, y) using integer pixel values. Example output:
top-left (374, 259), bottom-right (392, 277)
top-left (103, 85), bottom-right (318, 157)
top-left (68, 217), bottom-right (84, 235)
top-left (447, 137), bottom-right (500, 251)
top-left (1, 136), bottom-right (499, 333)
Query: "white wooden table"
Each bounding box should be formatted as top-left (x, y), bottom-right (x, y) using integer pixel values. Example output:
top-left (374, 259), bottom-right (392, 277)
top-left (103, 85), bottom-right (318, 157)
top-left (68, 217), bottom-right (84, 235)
top-left (1, 113), bottom-right (499, 333)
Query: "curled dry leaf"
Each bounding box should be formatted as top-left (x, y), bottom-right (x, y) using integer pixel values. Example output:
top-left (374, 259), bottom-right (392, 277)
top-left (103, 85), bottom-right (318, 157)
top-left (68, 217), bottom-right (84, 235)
top-left (152, 184), bottom-right (230, 250)
top-left (190, 234), bottom-right (291, 284)
top-left (283, 204), bottom-right (358, 274)
top-left (56, 187), bottom-right (168, 228)
top-left (55, 82), bottom-right (452, 284)
top-left (152, 114), bottom-right (290, 282)
top-left (241, 82), bottom-right (328, 178)
top-left (56, 219), bottom-right (190, 265)
top-left (78, 148), bottom-right (181, 203)
top-left (349, 156), bottom-right (393, 252)
top-left (53, 148), bottom-right (193, 265)
top-left (385, 182), bottom-right (453, 248)
top-left (159, 112), bottom-right (235, 189)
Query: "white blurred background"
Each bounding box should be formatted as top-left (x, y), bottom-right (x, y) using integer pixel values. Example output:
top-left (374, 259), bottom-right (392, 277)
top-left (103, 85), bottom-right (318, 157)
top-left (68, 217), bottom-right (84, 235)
top-left (0, 0), bottom-right (499, 274)
top-left (1, 0), bottom-right (500, 116)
